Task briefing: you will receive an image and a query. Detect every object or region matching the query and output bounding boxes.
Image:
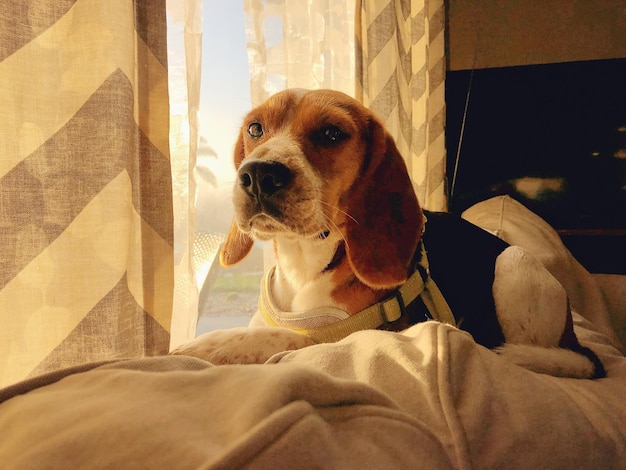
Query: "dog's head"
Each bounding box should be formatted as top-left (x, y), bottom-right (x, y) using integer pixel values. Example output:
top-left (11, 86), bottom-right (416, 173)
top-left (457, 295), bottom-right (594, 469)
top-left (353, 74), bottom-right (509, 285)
top-left (219, 89), bottom-right (423, 289)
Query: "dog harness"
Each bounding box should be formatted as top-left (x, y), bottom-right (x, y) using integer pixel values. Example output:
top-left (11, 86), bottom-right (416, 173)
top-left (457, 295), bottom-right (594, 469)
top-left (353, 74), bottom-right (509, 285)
top-left (258, 242), bottom-right (456, 343)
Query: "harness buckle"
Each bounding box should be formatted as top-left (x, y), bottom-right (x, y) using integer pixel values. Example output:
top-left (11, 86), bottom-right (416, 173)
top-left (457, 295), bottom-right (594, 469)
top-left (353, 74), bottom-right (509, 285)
top-left (379, 290), bottom-right (406, 327)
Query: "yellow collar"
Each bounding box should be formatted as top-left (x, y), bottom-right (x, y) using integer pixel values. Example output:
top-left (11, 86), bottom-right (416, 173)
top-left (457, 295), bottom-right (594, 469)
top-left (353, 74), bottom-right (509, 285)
top-left (258, 242), bottom-right (456, 343)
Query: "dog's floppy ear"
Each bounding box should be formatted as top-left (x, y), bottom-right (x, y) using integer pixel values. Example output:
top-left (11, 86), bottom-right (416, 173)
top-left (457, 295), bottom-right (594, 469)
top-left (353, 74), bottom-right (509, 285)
top-left (218, 130), bottom-right (254, 267)
top-left (342, 117), bottom-right (423, 289)
top-left (219, 220), bottom-right (254, 267)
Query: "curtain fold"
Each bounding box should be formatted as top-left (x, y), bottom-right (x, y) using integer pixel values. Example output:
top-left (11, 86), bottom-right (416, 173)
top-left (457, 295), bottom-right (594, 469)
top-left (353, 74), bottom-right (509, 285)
top-left (356, 0), bottom-right (447, 211)
top-left (167, 0), bottom-right (203, 350)
top-left (0, 0), bottom-right (174, 387)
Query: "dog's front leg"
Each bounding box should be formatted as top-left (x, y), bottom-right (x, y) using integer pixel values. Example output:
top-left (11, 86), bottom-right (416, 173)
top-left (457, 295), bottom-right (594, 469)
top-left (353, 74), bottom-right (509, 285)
top-left (170, 327), bottom-right (316, 365)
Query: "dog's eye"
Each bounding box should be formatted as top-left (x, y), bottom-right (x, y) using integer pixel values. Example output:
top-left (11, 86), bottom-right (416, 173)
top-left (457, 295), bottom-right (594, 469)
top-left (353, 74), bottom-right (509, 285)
top-left (317, 126), bottom-right (348, 145)
top-left (247, 122), bottom-right (264, 139)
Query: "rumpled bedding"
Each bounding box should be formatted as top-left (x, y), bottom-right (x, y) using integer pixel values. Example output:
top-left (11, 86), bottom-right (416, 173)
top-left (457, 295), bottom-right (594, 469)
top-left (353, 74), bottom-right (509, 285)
top-left (1, 196), bottom-right (625, 469)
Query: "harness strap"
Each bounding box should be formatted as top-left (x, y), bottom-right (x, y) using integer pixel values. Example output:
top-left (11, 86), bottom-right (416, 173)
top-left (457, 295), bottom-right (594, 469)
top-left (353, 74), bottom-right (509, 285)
top-left (259, 242), bottom-right (455, 343)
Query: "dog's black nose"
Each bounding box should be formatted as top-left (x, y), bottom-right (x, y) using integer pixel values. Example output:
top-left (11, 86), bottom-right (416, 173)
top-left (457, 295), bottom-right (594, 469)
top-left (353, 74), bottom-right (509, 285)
top-left (238, 160), bottom-right (292, 198)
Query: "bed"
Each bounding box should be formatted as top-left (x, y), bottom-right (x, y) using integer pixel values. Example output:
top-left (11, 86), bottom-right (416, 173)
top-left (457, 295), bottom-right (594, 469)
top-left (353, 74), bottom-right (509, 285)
top-left (1, 196), bottom-right (625, 469)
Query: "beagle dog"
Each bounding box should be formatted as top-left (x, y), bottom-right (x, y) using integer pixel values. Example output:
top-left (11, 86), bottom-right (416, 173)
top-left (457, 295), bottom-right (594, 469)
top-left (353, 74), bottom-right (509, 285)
top-left (174, 89), bottom-right (604, 379)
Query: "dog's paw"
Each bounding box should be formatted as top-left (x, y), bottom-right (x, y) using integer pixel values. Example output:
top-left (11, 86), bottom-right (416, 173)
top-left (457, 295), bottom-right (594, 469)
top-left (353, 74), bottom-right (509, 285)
top-left (170, 327), bottom-right (316, 365)
top-left (495, 343), bottom-right (600, 379)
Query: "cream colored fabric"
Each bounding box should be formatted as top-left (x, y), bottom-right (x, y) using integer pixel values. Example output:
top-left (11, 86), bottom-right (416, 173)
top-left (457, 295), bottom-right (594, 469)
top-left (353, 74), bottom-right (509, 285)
top-left (594, 274), bottom-right (626, 348)
top-left (274, 315), bottom-right (626, 470)
top-left (356, 0), bottom-right (447, 211)
top-left (0, 356), bottom-right (453, 469)
top-left (0, 1), bottom-right (174, 387)
top-left (0, 314), bottom-right (624, 469)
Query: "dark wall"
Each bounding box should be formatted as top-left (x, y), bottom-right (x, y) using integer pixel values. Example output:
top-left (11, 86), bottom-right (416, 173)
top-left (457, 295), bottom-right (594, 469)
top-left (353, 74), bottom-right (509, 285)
top-left (446, 59), bottom-right (626, 273)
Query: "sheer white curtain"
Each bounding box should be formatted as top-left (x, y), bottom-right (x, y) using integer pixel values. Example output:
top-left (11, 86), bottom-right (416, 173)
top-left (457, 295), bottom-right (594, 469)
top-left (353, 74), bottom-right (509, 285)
top-left (244, 0), bottom-right (356, 105)
top-left (167, 0), bottom-right (203, 348)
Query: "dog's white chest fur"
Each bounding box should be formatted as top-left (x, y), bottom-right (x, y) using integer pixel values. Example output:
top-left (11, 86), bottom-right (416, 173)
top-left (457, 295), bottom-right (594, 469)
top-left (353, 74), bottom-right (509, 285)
top-left (271, 234), bottom-right (345, 313)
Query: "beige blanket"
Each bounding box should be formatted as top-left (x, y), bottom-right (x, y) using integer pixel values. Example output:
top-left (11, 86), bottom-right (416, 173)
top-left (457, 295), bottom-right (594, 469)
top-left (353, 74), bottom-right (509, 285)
top-left (1, 196), bottom-right (624, 469)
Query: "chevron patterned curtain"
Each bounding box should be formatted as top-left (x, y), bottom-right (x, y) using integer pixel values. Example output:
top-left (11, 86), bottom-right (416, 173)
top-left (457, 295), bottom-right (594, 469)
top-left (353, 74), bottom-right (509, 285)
top-left (0, 1), bottom-right (174, 387)
top-left (356, 0), bottom-right (447, 211)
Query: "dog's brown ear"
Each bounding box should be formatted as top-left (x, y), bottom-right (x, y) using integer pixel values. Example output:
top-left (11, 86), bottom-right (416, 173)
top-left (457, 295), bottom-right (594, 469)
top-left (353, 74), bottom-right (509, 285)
top-left (342, 118), bottom-right (423, 289)
top-left (219, 130), bottom-right (254, 267)
top-left (219, 220), bottom-right (254, 267)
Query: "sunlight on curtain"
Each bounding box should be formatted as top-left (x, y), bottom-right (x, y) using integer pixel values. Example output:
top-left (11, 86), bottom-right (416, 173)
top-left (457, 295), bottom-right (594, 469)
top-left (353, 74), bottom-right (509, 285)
top-left (244, 0), bottom-right (355, 105)
top-left (166, 0), bottom-right (202, 349)
top-left (356, 0), bottom-right (447, 211)
top-left (0, 1), bottom-right (174, 387)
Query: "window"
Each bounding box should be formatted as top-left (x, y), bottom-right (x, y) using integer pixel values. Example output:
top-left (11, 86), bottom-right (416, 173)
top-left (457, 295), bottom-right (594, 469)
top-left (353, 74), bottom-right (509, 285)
top-left (195, 2), bottom-right (260, 334)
